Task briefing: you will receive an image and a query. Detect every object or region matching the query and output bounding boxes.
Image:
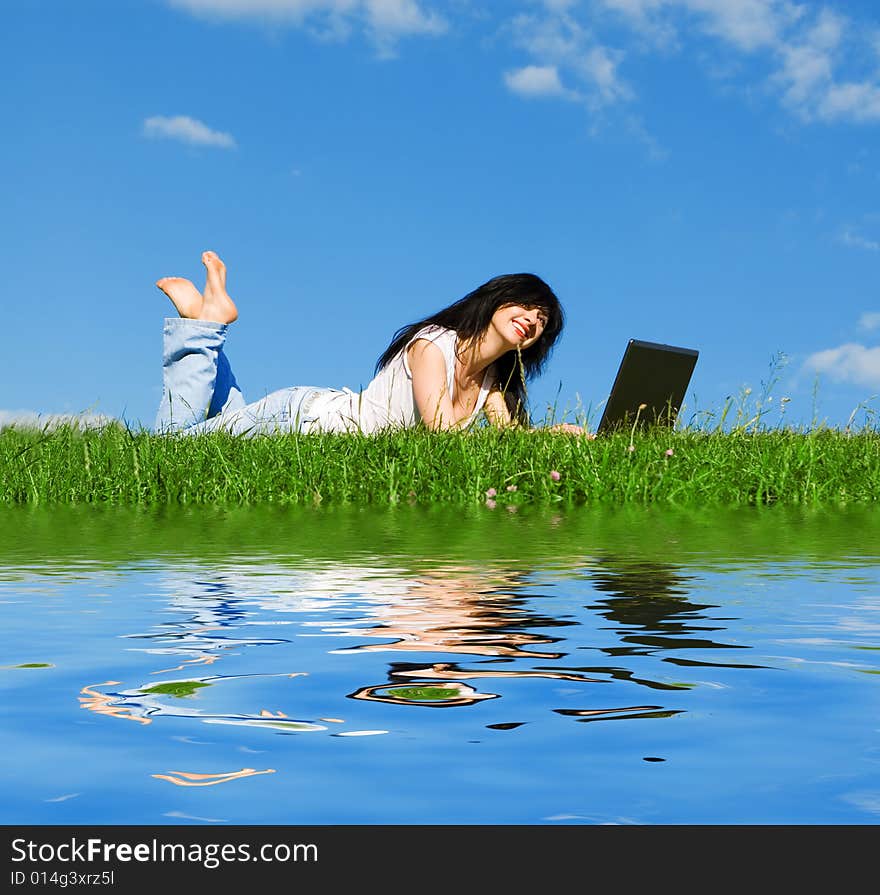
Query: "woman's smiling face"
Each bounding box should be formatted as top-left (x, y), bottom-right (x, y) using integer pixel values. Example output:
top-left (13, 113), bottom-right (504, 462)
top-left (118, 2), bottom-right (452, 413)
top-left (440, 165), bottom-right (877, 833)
top-left (491, 303), bottom-right (548, 349)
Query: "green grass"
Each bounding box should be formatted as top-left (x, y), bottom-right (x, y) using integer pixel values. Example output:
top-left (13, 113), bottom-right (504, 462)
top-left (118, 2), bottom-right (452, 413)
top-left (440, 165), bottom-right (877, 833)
top-left (1, 420), bottom-right (878, 506)
top-left (141, 681), bottom-right (211, 698)
top-left (385, 687), bottom-right (462, 701)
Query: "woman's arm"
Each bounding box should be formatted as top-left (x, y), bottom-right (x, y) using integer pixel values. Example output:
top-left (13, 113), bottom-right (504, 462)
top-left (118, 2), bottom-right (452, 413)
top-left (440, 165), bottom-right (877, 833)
top-left (484, 387), bottom-right (593, 436)
top-left (408, 339), bottom-right (460, 430)
top-left (409, 340), bottom-right (594, 435)
top-left (483, 387), bottom-right (515, 429)
top-left (548, 422), bottom-right (595, 436)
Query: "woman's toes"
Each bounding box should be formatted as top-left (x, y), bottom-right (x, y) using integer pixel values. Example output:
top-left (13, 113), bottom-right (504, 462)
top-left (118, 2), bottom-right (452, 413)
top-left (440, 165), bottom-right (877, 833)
top-left (155, 276), bottom-right (203, 317)
top-left (156, 277), bottom-right (183, 298)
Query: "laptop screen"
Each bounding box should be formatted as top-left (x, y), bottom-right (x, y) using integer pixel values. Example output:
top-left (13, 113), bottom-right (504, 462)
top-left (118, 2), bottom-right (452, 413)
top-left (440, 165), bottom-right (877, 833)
top-left (596, 339), bottom-right (699, 434)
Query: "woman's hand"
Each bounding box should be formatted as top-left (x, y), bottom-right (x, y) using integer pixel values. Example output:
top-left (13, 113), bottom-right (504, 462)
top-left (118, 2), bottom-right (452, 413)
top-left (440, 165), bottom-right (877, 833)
top-left (546, 423), bottom-right (596, 438)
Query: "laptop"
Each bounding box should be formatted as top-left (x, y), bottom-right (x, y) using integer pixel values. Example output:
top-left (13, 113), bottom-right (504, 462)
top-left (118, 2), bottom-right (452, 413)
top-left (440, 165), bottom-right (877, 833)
top-left (596, 339), bottom-right (699, 434)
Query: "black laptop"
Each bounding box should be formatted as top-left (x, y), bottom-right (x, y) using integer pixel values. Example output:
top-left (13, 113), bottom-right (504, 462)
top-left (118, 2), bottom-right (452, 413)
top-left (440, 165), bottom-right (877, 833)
top-left (596, 339), bottom-right (699, 434)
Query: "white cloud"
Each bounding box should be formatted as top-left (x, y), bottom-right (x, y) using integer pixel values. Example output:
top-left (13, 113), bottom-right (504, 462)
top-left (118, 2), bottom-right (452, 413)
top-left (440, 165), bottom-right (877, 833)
top-left (817, 81), bottom-right (880, 123)
top-left (365, 0), bottom-right (445, 37)
top-left (511, 10), bottom-right (588, 62)
top-left (509, 9), bottom-right (632, 111)
top-left (689, 0), bottom-right (802, 52)
top-left (166, 0), bottom-right (446, 51)
top-left (840, 229), bottom-right (880, 252)
top-left (167, 2), bottom-right (880, 126)
top-left (802, 343), bottom-right (880, 389)
top-left (593, 1), bottom-right (880, 125)
top-left (364, 0), bottom-right (446, 57)
top-left (598, 0), bottom-right (677, 48)
top-left (168, 0), bottom-right (356, 22)
top-left (143, 115), bottom-right (237, 149)
top-left (0, 411), bottom-right (118, 431)
top-left (859, 312), bottom-right (880, 331)
top-left (504, 65), bottom-right (571, 98)
top-left (541, 0), bottom-right (580, 12)
top-left (601, 0), bottom-right (802, 51)
top-left (577, 44), bottom-right (630, 104)
top-left (775, 9), bottom-right (842, 109)
top-left (771, 9), bottom-right (880, 123)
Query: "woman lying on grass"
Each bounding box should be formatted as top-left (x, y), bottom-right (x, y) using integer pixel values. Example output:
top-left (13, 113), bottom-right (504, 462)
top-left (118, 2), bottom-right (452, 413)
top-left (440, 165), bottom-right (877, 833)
top-left (154, 251), bottom-right (589, 437)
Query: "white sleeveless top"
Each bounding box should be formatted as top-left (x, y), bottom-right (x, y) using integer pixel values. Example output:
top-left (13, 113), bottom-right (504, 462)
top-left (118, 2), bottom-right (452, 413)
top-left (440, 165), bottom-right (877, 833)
top-left (305, 325), bottom-right (493, 434)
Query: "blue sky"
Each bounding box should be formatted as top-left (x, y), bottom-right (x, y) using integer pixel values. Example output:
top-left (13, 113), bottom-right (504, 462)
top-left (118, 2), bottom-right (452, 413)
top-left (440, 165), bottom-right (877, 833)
top-left (3, 0), bottom-right (880, 431)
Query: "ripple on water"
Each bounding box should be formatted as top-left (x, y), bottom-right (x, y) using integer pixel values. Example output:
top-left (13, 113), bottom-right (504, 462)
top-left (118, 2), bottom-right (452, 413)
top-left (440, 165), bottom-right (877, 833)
top-left (2, 505), bottom-right (880, 823)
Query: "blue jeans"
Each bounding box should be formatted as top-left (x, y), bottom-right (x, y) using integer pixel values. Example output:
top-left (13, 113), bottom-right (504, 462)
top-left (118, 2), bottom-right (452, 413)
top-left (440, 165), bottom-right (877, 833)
top-left (154, 318), bottom-right (325, 435)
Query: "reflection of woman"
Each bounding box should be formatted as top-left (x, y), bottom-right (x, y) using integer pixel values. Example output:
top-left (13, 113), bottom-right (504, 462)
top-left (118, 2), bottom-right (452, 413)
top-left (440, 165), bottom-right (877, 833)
top-left (154, 251), bottom-right (589, 435)
top-left (329, 566), bottom-right (595, 706)
top-left (339, 568), bottom-right (568, 660)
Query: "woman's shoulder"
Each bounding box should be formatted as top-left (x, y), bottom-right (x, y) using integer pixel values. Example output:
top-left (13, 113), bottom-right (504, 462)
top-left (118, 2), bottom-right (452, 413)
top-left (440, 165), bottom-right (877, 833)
top-left (400, 325), bottom-right (457, 378)
top-left (408, 324), bottom-right (455, 346)
top-left (404, 325), bottom-right (456, 360)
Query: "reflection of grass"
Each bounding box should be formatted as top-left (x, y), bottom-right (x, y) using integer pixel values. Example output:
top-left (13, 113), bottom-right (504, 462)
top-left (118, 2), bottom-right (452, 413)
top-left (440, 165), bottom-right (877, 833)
top-left (386, 686), bottom-right (461, 701)
top-left (142, 681), bottom-right (211, 698)
top-left (1, 420), bottom-right (879, 506)
top-left (12, 663), bottom-right (52, 669)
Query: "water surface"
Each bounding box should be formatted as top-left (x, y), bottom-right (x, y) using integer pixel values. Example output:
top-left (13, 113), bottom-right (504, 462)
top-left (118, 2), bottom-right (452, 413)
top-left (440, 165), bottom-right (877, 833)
top-left (2, 505), bottom-right (879, 824)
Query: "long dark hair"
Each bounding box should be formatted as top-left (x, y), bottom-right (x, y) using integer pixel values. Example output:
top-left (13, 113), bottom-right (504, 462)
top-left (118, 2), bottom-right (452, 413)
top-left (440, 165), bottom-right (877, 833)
top-left (375, 273), bottom-right (564, 425)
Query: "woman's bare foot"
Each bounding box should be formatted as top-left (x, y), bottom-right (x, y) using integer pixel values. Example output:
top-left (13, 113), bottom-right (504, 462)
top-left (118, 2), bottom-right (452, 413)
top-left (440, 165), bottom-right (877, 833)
top-left (156, 277), bottom-right (204, 319)
top-left (200, 251), bottom-right (238, 324)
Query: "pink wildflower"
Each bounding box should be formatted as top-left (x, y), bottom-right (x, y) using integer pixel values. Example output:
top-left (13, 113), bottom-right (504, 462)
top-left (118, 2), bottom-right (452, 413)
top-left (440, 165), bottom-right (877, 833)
top-left (485, 498), bottom-right (497, 509)
top-left (506, 485), bottom-right (518, 492)
top-left (627, 444), bottom-right (635, 453)
top-left (485, 487), bottom-right (497, 498)
top-left (665, 448), bottom-right (674, 457)
top-left (550, 470), bottom-right (561, 482)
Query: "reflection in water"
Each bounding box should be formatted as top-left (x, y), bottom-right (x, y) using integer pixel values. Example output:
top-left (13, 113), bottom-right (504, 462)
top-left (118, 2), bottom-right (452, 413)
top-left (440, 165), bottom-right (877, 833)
top-left (349, 680), bottom-right (499, 707)
top-left (151, 656), bottom-right (221, 674)
top-left (533, 556), bottom-right (771, 691)
top-left (79, 681), bottom-right (150, 725)
top-left (6, 506), bottom-right (880, 824)
top-left (349, 660), bottom-right (606, 707)
top-left (329, 568), bottom-right (573, 660)
top-left (589, 557), bottom-right (736, 655)
top-left (152, 768), bottom-right (275, 787)
top-left (554, 707), bottom-right (683, 723)
top-left (71, 551), bottom-right (775, 745)
top-left (123, 575), bottom-right (290, 666)
top-left (335, 568), bottom-right (607, 706)
top-left (80, 673), bottom-right (326, 732)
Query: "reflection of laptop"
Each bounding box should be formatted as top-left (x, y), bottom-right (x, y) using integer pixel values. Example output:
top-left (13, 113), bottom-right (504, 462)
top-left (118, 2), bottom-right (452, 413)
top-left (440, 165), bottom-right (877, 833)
top-left (596, 339), bottom-right (699, 434)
